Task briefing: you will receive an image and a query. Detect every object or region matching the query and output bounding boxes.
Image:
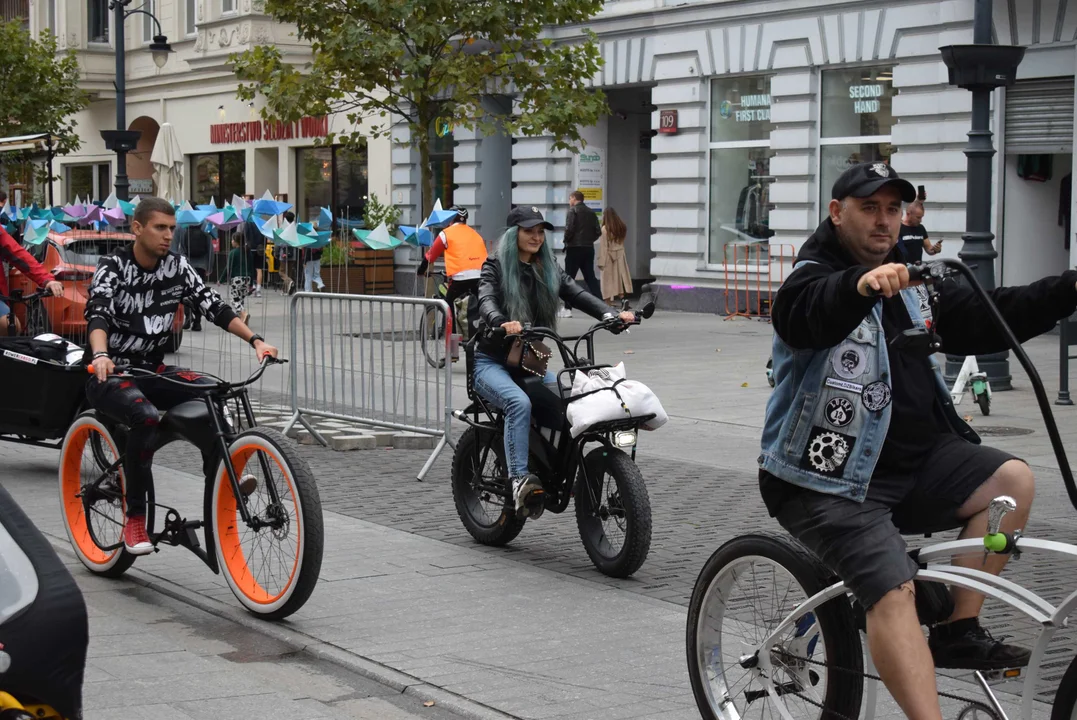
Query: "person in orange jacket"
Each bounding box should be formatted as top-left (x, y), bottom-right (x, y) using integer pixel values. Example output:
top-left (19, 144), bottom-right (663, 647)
top-left (416, 206), bottom-right (487, 334)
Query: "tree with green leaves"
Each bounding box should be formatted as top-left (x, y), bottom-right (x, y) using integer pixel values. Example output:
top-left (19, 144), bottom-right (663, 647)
top-left (232, 0), bottom-right (607, 216)
top-left (0, 22), bottom-right (88, 199)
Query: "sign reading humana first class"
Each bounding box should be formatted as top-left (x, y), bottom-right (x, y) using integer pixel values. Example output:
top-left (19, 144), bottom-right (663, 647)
top-left (209, 116), bottom-right (329, 145)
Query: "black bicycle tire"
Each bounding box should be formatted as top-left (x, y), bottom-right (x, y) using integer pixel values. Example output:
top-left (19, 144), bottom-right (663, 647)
top-left (419, 304), bottom-right (447, 369)
top-left (977, 391), bottom-right (991, 417)
top-left (574, 447), bottom-right (652, 578)
top-left (451, 426), bottom-right (525, 546)
top-left (213, 427), bottom-right (324, 621)
top-left (1052, 652), bottom-right (1077, 720)
top-left (24, 297), bottom-right (50, 336)
top-left (686, 533), bottom-right (864, 720)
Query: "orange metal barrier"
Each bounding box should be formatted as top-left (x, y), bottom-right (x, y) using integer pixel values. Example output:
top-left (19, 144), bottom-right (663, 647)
top-left (722, 243), bottom-right (795, 319)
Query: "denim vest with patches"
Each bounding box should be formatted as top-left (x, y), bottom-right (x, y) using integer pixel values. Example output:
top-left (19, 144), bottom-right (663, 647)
top-left (759, 269), bottom-right (977, 502)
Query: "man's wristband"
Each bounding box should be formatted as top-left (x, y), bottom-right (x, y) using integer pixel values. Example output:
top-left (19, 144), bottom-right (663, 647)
top-left (92, 351), bottom-right (110, 361)
top-left (248, 333), bottom-right (264, 348)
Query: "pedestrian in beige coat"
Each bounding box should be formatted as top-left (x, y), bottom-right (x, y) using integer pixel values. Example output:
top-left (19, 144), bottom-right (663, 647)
top-left (597, 206), bottom-right (633, 304)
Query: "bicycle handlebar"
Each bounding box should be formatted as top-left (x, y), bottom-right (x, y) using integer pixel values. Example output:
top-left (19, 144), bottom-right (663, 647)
top-left (483, 312), bottom-right (643, 365)
top-left (0, 290), bottom-right (53, 305)
top-left (87, 354), bottom-right (287, 393)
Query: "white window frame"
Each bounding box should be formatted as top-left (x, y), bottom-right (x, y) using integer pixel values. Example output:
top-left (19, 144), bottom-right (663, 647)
top-left (46, 0), bottom-right (55, 35)
top-left (87, 0), bottom-right (111, 46)
top-left (816, 65), bottom-right (895, 221)
top-left (186, 0), bottom-right (197, 36)
top-left (142, 0), bottom-right (155, 43)
top-left (704, 74), bottom-right (775, 270)
top-left (64, 162), bottom-right (112, 202)
top-left (222, 0), bottom-right (236, 14)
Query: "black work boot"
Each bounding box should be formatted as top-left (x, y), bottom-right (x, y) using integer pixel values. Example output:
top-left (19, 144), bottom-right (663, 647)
top-left (929, 618), bottom-right (1031, 670)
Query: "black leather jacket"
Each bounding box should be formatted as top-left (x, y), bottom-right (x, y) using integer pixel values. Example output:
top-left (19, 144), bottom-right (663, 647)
top-left (474, 258), bottom-right (615, 358)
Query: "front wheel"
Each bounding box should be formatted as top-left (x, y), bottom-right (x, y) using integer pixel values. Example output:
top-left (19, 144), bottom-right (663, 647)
top-left (420, 304), bottom-right (447, 369)
top-left (687, 533), bottom-right (864, 720)
top-left (574, 447), bottom-right (652, 578)
top-left (451, 426), bottom-right (525, 546)
top-left (212, 427), bottom-right (324, 620)
top-left (1052, 652), bottom-right (1077, 720)
top-left (975, 387), bottom-right (991, 416)
top-left (58, 413), bottom-right (136, 578)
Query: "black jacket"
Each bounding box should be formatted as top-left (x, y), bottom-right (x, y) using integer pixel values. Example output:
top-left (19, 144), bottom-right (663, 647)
top-left (563, 203), bottom-right (601, 248)
top-left (773, 218), bottom-right (1077, 355)
top-left (474, 257), bottom-right (613, 358)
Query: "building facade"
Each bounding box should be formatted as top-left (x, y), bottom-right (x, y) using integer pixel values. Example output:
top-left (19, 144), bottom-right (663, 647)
top-left (394, 0), bottom-right (1077, 309)
top-left (27, 1), bottom-right (390, 224)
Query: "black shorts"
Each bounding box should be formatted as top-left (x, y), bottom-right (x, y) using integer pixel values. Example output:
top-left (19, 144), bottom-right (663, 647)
top-left (763, 434), bottom-right (1020, 609)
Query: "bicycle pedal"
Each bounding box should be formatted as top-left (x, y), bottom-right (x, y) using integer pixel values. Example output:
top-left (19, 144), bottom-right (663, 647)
top-left (978, 667), bottom-right (1023, 684)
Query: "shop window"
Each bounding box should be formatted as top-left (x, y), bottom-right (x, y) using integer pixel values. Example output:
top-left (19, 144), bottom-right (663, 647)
top-left (65, 162), bottom-right (111, 202)
top-left (430, 121), bottom-right (454, 209)
top-left (819, 66), bottom-right (895, 218)
top-left (708, 75), bottom-right (775, 265)
top-left (88, 0), bottom-right (108, 43)
top-left (190, 151), bottom-right (245, 205)
top-left (296, 143), bottom-right (368, 224)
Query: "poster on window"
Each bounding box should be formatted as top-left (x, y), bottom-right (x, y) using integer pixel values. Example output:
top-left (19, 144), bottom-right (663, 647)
top-left (574, 147), bottom-right (605, 211)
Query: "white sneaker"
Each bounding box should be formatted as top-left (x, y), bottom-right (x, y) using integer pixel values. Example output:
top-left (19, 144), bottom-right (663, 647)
top-left (557, 307), bottom-right (573, 319)
top-left (511, 475), bottom-right (545, 519)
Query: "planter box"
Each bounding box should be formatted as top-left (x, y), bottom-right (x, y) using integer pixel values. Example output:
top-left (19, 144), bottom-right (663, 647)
top-left (319, 265), bottom-right (396, 295)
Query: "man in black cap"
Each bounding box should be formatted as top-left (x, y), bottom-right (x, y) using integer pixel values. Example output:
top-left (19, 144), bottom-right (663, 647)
top-left (758, 162), bottom-right (1077, 720)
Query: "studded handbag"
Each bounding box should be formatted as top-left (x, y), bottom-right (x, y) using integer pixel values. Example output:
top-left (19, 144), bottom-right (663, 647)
top-left (505, 337), bottom-right (552, 377)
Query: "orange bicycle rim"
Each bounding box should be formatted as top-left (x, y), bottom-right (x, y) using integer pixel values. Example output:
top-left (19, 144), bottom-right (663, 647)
top-left (215, 443), bottom-right (301, 605)
top-left (60, 423), bottom-right (121, 566)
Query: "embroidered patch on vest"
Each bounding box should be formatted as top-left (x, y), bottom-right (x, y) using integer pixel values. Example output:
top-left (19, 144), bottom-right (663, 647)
top-left (861, 381), bottom-right (893, 412)
top-left (824, 397), bottom-right (855, 428)
top-left (800, 426), bottom-right (855, 477)
top-left (825, 377), bottom-right (864, 393)
top-left (832, 342), bottom-right (867, 379)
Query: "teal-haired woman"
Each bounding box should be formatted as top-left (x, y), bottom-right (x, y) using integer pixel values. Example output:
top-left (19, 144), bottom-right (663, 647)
top-left (473, 206), bottom-right (635, 517)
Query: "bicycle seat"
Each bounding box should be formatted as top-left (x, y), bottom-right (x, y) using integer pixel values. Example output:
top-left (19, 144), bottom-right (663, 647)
top-left (155, 400), bottom-right (216, 451)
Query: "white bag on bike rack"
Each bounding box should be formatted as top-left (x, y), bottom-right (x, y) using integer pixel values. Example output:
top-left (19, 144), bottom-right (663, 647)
top-left (565, 362), bottom-right (668, 438)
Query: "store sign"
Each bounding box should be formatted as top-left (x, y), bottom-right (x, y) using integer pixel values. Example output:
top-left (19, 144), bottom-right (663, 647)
top-left (658, 109), bottom-right (678, 134)
top-left (575, 147), bottom-right (605, 211)
top-left (209, 116), bottom-right (330, 145)
top-left (128, 179), bottom-right (153, 194)
top-left (719, 94), bottom-right (771, 123)
top-left (849, 84), bottom-right (885, 114)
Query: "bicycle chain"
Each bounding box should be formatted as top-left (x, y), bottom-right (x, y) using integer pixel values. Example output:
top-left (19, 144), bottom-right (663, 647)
top-left (773, 651), bottom-right (989, 718)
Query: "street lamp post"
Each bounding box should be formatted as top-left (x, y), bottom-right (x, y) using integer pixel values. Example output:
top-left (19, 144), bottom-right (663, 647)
top-left (100, 0), bottom-right (172, 202)
top-left (939, 0), bottom-right (1024, 389)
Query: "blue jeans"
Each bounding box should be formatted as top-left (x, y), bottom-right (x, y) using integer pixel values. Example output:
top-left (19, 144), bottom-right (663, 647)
top-left (304, 259), bottom-right (325, 292)
top-left (472, 352), bottom-right (554, 479)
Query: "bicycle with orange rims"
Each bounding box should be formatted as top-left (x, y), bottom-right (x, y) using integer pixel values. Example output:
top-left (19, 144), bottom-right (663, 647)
top-left (57, 356), bottom-right (324, 621)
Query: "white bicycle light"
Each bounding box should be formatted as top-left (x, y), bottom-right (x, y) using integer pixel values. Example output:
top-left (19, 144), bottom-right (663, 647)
top-left (614, 430), bottom-right (637, 447)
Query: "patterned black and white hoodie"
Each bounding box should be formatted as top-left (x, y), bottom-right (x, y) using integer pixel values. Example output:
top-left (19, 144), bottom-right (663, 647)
top-left (85, 245), bottom-right (237, 364)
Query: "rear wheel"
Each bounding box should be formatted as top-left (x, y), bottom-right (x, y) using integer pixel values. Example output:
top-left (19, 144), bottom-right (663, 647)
top-left (420, 304), bottom-right (447, 369)
top-left (451, 426), bottom-right (525, 546)
top-left (212, 427), bottom-right (323, 620)
top-left (574, 447), bottom-right (652, 578)
top-left (58, 413), bottom-right (136, 578)
top-left (687, 533), bottom-right (863, 720)
top-left (1052, 653), bottom-right (1077, 720)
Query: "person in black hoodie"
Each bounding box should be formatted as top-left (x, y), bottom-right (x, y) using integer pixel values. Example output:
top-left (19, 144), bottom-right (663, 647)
top-left (762, 162), bottom-right (1077, 720)
top-left (560, 190), bottom-right (602, 316)
top-left (474, 206), bottom-right (634, 518)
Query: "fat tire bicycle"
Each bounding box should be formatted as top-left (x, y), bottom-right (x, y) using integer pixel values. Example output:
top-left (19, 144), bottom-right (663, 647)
top-left (687, 259), bottom-right (1077, 720)
top-left (451, 299), bottom-right (659, 578)
top-left (57, 356), bottom-right (325, 621)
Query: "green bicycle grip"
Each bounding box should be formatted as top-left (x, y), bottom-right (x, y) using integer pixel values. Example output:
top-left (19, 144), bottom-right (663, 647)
top-left (984, 533), bottom-right (1010, 553)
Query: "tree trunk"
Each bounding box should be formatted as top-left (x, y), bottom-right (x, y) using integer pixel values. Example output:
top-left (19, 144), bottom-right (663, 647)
top-left (417, 118), bottom-right (435, 219)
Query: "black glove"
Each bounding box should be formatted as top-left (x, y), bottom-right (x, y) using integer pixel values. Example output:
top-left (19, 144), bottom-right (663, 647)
top-left (416, 258), bottom-right (429, 276)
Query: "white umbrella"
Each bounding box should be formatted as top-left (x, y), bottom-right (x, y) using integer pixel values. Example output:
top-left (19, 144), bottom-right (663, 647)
top-left (150, 122), bottom-right (184, 202)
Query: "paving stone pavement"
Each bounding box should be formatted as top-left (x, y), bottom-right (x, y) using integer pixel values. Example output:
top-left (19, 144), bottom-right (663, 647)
top-left (28, 550), bottom-right (470, 719)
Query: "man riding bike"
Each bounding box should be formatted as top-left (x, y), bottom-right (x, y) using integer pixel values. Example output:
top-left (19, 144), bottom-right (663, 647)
top-left (0, 225), bottom-right (64, 334)
top-left (416, 205), bottom-right (487, 335)
top-left (85, 197), bottom-right (279, 557)
top-left (761, 161), bottom-right (1077, 720)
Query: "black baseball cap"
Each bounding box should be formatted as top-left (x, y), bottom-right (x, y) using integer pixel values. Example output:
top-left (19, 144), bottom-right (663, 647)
top-left (832, 162), bottom-right (916, 203)
top-left (507, 205), bottom-right (554, 230)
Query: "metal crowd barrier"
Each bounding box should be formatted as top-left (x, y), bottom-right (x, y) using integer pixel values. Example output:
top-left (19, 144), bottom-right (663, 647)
top-left (282, 292), bottom-right (454, 480)
top-left (1058, 313), bottom-right (1077, 405)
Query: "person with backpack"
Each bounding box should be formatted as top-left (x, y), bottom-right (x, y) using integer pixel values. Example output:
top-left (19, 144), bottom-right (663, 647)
top-left (171, 221), bottom-right (214, 331)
